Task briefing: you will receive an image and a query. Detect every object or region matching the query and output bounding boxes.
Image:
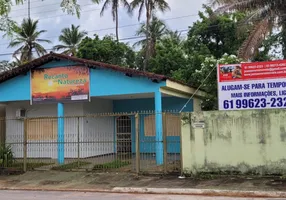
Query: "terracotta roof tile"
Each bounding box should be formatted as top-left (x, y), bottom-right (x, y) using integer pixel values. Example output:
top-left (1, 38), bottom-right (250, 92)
top-left (0, 52), bottom-right (191, 87)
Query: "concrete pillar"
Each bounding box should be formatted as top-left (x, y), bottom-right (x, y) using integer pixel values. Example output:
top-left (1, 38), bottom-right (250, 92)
top-left (155, 91), bottom-right (163, 165)
top-left (57, 102), bottom-right (64, 164)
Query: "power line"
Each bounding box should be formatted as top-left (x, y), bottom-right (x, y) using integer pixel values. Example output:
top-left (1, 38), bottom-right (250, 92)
top-left (11, 6), bottom-right (100, 19)
top-left (10, 0), bottom-right (91, 8)
top-left (179, 63), bottom-right (217, 113)
top-left (10, 2), bottom-right (98, 13)
top-left (0, 14), bottom-right (195, 46)
top-left (0, 30), bottom-right (188, 57)
top-left (8, 1), bottom-right (199, 21)
top-left (0, 11), bottom-right (272, 48)
top-left (0, 9), bottom-right (266, 57)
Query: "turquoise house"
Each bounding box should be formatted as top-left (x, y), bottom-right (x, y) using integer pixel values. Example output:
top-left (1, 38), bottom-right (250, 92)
top-left (0, 53), bottom-right (205, 165)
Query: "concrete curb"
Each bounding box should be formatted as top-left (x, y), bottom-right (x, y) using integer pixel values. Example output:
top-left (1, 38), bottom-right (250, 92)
top-left (1, 186), bottom-right (286, 198)
top-left (113, 187), bottom-right (286, 198)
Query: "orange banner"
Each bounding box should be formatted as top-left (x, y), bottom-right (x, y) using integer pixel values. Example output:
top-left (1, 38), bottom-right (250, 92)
top-left (31, 66), bottom-right (90, 104)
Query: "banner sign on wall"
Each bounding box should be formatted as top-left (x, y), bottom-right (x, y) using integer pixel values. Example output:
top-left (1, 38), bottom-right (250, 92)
top-left (218, 60), bottom-right (286, 110)
top-left (31, 66), bottom-right (90, 104)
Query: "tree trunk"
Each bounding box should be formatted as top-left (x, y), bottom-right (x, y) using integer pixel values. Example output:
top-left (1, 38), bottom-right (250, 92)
top-left (28, 44), bottom-right (32, 62)
top-left (144, 0), bottom-right (151, 71)
top-left (115, 6), bottom-right (119, 42)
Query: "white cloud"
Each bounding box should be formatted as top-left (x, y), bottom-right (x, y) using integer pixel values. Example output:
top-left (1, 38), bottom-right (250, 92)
top-left (0, 0), bottom-right (207, 60)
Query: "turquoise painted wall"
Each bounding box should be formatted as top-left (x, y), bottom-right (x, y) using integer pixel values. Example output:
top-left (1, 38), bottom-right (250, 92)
top-left (113, 97), bottom-right (193, 112)
top-left (0, 60), bottom-right (166, 102)
top-left (90, 69), bottom-right (165, 96)
top-left (0, 73), bottom-right (30, 101)
top-left (113, 97), bottom-right (194, 154)
top-left (0, 60), bottom-right (195, 155)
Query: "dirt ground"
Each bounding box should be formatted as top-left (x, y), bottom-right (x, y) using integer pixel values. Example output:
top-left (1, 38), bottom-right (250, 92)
top-left (1, 171), bottom-right (286, 192)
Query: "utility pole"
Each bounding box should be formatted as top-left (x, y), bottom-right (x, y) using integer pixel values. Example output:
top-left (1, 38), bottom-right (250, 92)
top-left (28, 0), bottom-right (30, 19)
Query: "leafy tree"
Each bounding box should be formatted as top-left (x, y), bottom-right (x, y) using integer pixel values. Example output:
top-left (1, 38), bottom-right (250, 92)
top-left (210, 0), bottom-right (286, 60)
top-left (168, 7), bottom-right (256, 110)
top-left (0, 0), bottom-right (80, 34)
top-left (0, 61), bottom-right (11, 73)
top-left (77, 35), bottom-right (136, 68)
top-left (131, 0), bottom-right (170, 71)
top-left (185, 6), bottom-right (249, 59)
top-left (0, 59), bottom-right (19, 73)
top-left (165, 30), bottom-right (183, 45)
top-left (134, 16), bottom-right (168, 60)
top-left (192, 54), bottom-right (241, 110)
top-left (8, 18), bottom-right (51, 62)
top-left (92, 0), bottom-right (132, 42)
top-left (149, 31), bottom-right (187, 77)
top-left (134, 50), bottom-right (145, 70)
top-left (253, 32), bottom-right (281, 61)
top-left (53, 25), bottom-right (87, 55)
top-left (181, 6), bottom-right (250, 88)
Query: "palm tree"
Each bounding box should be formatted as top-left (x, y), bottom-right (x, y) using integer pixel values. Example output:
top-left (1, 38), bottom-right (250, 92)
top-left (210, 0), bottom-right (286, 60)
top-left (131, 0), bottom-right (170, 71)
top-left (92, 0), bottom-right (132, 42)
top-left (8, 18), bottom-right (51, 62)
top-left (134, 16), bottom-right (167, 58)
top-left (53, 25), bottom-right (87, 55)
top-left (165, 30), bottom-right (182, 45)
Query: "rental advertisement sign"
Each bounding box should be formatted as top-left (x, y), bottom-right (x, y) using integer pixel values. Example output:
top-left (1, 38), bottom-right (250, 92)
top-left (31, 66), bottom-right (90, 104)
top-left (218, 60), bottom-right (286, 110)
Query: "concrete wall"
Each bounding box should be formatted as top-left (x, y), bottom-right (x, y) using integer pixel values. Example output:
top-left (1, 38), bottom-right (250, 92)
top-left (192, 97), bottom-right (202, 112)
top-left (182, 110), bottom-right (286, 175)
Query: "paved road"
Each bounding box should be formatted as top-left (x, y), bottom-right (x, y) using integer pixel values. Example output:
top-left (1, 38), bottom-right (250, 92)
top-left (0, 190), bottom-right (284, 200)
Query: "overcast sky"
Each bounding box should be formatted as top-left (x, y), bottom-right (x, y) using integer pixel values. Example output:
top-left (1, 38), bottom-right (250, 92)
top-left (0, 0), bottom-right (207, 61)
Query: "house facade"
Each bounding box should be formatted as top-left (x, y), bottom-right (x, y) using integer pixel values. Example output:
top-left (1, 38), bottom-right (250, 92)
top-left (0, 53), bottom-right (205, 165)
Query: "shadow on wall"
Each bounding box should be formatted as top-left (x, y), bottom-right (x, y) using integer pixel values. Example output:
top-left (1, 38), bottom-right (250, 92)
top-left (181, 109), bottom-right (286, 176)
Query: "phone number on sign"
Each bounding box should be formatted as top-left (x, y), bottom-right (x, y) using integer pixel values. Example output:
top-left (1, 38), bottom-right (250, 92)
top-left (223, 98), bottom-right (286, 109)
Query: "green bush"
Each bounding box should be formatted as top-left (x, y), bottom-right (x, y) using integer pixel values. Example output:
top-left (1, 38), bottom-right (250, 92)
top-left (0, 145), bottom-right (14, 167)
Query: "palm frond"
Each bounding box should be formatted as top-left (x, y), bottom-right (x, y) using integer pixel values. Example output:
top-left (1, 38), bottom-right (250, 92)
top-left (238, 18), bottom-right (271, 60)
top-left (121, 0), bottom-right (132, 14)
top-left (35, 38), bottom-right (52, 44)
top-left (53, 45), bottom-right (70, 51)
top-left (131, 0), bottom-right (144, 21)
top-left (60, 0), bottom-right (81, 18)
top-left (55, 24), bottom-right (87, 54)
top-left (8, 18), bottom-right (49, 62)
top-left (133, 38), bottom-right (147, 47)
top-left (100, 0), bottom-right (112, 17)
top-left (154, 0), bottom-right (170, 12)
top-left (33, 43), bottom-right (48, 57)
top-left (8, 39), bottom-right (25, 48)
top-left (91, 0), bottom-right (102, 3)
top-left (111, 1), bottom-right (117, 21)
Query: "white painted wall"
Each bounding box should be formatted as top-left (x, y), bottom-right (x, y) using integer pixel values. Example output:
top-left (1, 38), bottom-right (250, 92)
top-left (63, 103), bottom-right (84, 158)
top-left (82, 98), bottom-right (114, 157)
top-left (5, 101), bottom-right (84, 159)
top-left (5, 99), bottom-right (114, 159)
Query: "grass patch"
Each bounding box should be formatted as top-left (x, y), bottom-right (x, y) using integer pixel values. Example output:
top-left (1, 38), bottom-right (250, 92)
top-left (11, 162), bottom-right (52, 170)
top-left (52, 161), bottom-right (90, 171)
top-left (93, 160), bottom-right (131, 170)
